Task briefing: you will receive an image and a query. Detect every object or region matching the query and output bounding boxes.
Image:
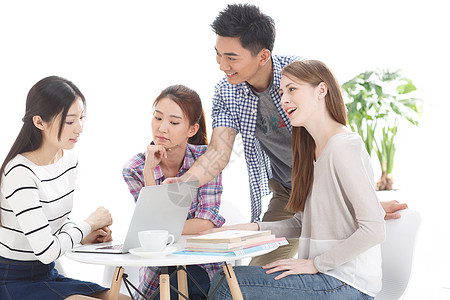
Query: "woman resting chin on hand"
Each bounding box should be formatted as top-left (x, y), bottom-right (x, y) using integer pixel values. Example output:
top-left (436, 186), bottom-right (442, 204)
top-left (122, 85), bottom-right (225, 300)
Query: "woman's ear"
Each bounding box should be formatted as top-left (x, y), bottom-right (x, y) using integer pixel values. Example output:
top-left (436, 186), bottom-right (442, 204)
top-left (317, 82), bottom-right (328, 100)
top-left (32, 116), bottom-right (46, 130)
top-left (188, 123), bottom-right (200, 138)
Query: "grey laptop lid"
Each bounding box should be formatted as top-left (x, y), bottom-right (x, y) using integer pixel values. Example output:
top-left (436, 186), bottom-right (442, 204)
top-left (121, 180), bottom-right (197, 252)
top-left (71, 180), bottom-right (198, 253)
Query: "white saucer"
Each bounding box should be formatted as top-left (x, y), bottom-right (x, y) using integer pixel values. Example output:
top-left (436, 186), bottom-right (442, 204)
top-left (129, 246), bottom-right (178, 258)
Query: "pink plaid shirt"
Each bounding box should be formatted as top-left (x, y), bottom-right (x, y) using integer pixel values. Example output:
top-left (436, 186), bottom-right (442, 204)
top-left (122, 143), bottom-right (225, 299)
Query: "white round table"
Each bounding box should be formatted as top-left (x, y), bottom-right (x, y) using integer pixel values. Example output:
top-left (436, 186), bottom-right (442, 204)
top-left (66, 241), bottom-right (278, 300)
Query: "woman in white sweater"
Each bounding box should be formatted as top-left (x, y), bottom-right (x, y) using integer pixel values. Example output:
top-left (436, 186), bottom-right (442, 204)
top-left (0, 76), bottom-right (130, 300)
top-left (208, 60), bottom-right (386, 300)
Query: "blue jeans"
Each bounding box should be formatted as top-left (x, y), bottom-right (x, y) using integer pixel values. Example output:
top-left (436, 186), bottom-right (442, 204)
top-left (209, 266), bottom-right (374, 300)
top-left (0, 256), bottom-right (107, 299)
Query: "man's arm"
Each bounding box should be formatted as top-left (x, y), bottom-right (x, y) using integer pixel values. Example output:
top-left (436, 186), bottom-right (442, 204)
top-left (164, 126), bottom-right (237, 187)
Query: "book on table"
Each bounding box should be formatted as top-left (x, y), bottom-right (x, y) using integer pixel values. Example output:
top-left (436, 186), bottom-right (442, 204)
top-left (174, 237), bottom-right (288, 257)
top-left (186, 230), bottom-right (272, 244)
top-left (174, 230), bottom-right (287, 256)
top-left (186, 234), bottom-right (277, 250)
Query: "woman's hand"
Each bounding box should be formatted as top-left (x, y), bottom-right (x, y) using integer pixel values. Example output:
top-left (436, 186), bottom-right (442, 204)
top-left (262, 258), bottom-right (318, 280)
top-left (199, 222), bottom-right (259, 235)
top-left (84, 206), bottom-right (113, 231)
top-left (144, 144), bottom-right (168, 170)
top-left (381, 200), bottom-right (408, 220)
top-left (81, 226), bottom-right (113, 245)
top-left (144, 144), bottom-right (170, 186)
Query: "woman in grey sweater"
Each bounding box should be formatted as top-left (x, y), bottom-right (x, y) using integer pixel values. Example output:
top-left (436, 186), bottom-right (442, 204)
top-left (208, 60), bottom-right (386, 300)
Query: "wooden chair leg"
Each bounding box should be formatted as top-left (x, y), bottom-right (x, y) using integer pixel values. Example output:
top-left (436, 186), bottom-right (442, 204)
top-left (223, 263), bottom-right (243, 300)
top-left (177, 265), bottom-right (188, 300)
top-left (160, 274), bottom-right (171, 299)
top-left (108, 266), bottom-right (124, 300)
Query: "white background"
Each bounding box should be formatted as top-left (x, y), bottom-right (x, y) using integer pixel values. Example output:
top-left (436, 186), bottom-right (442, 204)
top-left (0, 0), bottom-right (449, 298)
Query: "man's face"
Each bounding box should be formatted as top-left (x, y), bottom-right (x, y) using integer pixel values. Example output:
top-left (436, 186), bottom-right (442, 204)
top-left (215, 36), bottom-right (262, 86)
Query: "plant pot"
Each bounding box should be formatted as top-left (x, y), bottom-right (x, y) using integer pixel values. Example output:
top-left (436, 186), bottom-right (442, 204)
top-left (376, 171), bottom-right (394, 191)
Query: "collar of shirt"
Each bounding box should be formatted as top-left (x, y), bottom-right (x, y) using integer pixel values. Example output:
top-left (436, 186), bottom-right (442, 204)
top-left (237, 55), bottom-right (284, 97)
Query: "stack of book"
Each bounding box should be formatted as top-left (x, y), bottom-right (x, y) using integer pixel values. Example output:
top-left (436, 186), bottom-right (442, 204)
top-left (174, 230), bottom-right (287, 256)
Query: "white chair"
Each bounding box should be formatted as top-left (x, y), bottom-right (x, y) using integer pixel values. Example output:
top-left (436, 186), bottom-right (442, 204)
top-left (54, 259), bottom-right (66, 276)
top-left (219, 199), bottom-right (248, 227)
top-left (375, 209), bottom-right (421, 300)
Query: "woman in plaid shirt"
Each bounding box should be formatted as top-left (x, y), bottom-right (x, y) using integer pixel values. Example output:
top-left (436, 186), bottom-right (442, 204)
top-left (122, 85), bottom-right (225, 300)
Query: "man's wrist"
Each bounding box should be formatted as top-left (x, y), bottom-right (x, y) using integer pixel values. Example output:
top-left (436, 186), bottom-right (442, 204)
top-left (181, 172), bottom-right (197, 182)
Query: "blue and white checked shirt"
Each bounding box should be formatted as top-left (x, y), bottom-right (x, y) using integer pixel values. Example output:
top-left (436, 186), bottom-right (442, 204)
top-left (212, 55), bottom-right (303, 221)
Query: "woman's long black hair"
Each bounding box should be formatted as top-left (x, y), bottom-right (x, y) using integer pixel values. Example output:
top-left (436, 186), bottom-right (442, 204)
top-left (0, 76), bottom-right (85, 225)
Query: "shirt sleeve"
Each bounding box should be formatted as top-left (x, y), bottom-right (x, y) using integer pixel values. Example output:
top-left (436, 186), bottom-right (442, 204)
top-left (122, 153), bottom-right (146, 202)
top-left (211, 85), bottom-right (239, 132)
top-left (191, 172), bottom-right (225, 227)
top-left (258, 211), bottom-right (303, 238)
top-left (313, 139), bottom-right (386, 273)
top-left (2, 169), bottom-right (91, 264)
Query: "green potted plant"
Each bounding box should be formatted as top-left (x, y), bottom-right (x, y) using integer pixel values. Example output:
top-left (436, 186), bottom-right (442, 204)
top-left (342, 69), bottom-right (423, 190)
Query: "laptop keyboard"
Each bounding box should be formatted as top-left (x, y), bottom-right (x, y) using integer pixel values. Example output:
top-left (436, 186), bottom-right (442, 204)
top-left (97, 244), bottom-right (123, 250)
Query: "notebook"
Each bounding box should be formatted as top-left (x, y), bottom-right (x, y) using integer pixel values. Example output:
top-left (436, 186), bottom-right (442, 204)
top-left (186, 230), bottom-right (272, 244)
top-left (70, 180), bottom-right (198, 254)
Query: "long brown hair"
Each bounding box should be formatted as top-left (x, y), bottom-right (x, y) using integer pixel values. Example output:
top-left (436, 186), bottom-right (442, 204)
top-left (153, 85), bottom-right (208, 145)
top-left (1, 76), bottom-right (85, 226)
top-left (284, 60), bottom-right (347, 212)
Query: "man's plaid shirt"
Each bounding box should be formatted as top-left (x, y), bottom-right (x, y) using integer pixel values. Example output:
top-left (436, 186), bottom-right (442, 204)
top-left (211, 54), bottom-right (302, 221)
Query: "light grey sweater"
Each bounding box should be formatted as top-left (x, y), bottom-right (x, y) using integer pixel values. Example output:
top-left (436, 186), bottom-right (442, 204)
top-left (259, 132), bottom-right (386, 297)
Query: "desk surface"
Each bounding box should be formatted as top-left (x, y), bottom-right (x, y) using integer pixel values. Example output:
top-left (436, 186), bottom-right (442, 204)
top-left (66, 239), bottom-right (278, 267)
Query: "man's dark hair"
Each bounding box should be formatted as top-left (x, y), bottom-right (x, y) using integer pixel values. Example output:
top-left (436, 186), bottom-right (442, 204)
top-left (211, 3), bottom-right (276, 56)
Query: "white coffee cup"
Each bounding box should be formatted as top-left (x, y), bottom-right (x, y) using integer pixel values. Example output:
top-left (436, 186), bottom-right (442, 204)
top-left (138, 230), bottom-right (175, 252)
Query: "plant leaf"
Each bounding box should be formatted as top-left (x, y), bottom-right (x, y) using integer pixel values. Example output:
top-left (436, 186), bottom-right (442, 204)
top-left (397, 78), bottom-right (417, 94)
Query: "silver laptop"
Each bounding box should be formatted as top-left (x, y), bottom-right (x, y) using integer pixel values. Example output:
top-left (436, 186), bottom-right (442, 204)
top-left (70, 180), bottom-right (198, 254)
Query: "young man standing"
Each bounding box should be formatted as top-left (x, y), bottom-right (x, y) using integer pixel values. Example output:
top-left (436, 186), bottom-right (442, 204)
top-left (166, 3), bottom-right (406, 266)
